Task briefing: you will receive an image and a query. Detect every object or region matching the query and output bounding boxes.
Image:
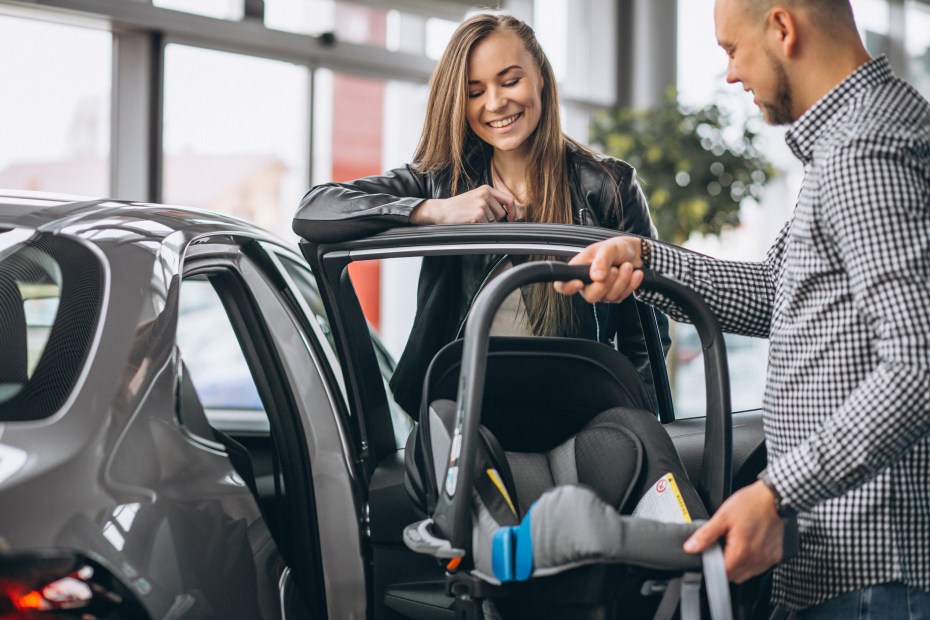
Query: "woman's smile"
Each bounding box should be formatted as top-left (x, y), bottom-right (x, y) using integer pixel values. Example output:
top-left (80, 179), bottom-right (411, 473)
top-left (487, 112), bottom-right (522, 129)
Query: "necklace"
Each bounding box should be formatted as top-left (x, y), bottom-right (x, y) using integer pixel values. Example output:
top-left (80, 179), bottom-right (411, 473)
top-left (491, 160), bottom-right (528, 221)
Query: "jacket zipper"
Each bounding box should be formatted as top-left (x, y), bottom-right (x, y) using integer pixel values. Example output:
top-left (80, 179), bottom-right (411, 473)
top-left (456, 254), bottom-right (510, 339)
top-left (577, 207), bottom-right (593, 227)
top-left (576, 206), bottom-right (603, 341)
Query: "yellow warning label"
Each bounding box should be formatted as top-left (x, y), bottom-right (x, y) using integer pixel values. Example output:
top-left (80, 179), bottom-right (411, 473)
top-left (486, 468), bottom-right (517, 516)
top-left (632, 473), bottom-right (692, 524)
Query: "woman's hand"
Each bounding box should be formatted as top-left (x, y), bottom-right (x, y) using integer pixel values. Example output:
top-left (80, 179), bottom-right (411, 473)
top-left (410, 185), bottom-right (517, 225)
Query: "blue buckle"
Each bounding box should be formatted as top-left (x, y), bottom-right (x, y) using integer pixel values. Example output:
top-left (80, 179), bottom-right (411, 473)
top-left (492, 526), bottom-right (517, 581)
top-left (491, 505), bottom-right (536, 582)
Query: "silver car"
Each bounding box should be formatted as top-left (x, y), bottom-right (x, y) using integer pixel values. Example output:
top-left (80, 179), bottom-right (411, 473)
top-left (0, 191), bottom-right (395, 619)
top-left (0, 190), bottom-right (771, 619)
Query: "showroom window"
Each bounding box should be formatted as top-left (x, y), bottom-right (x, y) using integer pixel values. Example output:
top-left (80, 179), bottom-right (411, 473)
top-left (424, 16), bottom-right (459, 59)
top-left (162, 44), bottom-right (309, 238)
top-left (0, 14), bottom-right (110, 197)
top-left (265, 0), bottom-right (460, 56)
top-left (675, 0), bottom-right (790, 415)
top-left (906, 1), bottom-right (930, 99)
top-left (853, 0), bottom-right (891, 53)
top-left (533, 0), bottom-right (569, 82)
top-left (312, 68), bottom-right (428, 333)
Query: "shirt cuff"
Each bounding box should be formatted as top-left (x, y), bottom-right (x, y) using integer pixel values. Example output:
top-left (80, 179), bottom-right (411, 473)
top-left (636, 242), bottom-right (685, 306)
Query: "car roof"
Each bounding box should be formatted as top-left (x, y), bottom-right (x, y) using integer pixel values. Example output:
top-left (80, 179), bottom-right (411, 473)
top-left (0, 189), bottom-right (289, 250)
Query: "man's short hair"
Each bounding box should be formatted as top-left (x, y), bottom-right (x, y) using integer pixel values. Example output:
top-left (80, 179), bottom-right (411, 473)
top-left (740, 0), bottom-right (858, 34)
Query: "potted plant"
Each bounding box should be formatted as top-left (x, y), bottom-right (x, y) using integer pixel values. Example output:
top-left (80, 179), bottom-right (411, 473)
top-left (590, 88), bottom-right (774, 245)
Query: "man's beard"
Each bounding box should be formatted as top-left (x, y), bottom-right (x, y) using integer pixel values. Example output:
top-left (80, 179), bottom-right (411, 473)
top-left (760, 51), bottom-right (795, 126)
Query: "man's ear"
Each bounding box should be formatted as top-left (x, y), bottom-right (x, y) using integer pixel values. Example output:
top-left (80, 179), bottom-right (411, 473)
top-left (767, 7), bottom-right (798, 58)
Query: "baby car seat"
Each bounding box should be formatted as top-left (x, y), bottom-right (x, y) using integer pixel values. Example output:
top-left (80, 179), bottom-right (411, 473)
top-left (403, 261), bottom-right (768, 620)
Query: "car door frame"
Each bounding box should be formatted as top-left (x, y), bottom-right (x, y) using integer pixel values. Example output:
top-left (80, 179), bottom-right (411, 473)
top-left (179, 234), bottom-right (369, 619)
top-left (299, 225), bottom-right (675, 615)
top-left (301, 223), bottom-right (770, 617)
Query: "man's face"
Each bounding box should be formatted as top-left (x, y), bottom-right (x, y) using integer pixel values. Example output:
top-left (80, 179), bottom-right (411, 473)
top-left (714, 0), bottom-right (796, 125)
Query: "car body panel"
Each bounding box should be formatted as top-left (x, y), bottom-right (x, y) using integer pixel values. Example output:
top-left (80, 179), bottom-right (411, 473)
top-left (0, 193), bottom-right (318, 618)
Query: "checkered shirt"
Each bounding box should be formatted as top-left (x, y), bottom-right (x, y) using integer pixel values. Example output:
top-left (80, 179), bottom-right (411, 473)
top-left (639, 56), bottom-right (930, 610)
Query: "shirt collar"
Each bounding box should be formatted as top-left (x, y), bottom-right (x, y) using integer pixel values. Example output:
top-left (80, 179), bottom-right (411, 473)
top-left (785, 55), bottom-right (894, 163)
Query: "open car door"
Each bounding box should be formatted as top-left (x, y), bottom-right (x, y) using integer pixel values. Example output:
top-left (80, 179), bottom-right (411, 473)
top-left (300, 223), bottom-right (770, 619)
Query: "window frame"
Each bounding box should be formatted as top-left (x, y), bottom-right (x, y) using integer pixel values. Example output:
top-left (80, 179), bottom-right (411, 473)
top-left (301, 224), bottom-right (675, 480)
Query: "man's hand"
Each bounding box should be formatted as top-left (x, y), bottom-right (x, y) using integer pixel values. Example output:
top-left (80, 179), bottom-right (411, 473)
top-left (683, 480), bottom-right (786, 583)
top-left (554, 237), bottom-right (644, 303)
top-left (411, 185), bottom-right (516, 225)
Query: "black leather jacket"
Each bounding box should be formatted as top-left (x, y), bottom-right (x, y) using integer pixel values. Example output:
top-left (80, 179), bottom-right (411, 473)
top-left (294, 146), bottom-right (665, 415)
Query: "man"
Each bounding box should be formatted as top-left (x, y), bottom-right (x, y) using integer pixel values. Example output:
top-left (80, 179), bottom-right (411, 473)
top-left (558, 0), bottom-right (930, 617)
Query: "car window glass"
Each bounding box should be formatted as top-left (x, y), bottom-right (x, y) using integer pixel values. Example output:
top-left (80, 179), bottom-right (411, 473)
top-left (371, 333), bottom-right (414, 448)
top-left (275, 254), bottom-right (336, 352)
top-left (177, 277), bottom-right (267, 433)
top-left (22, 296), bottom-right (60, 376)
top-left (273, 252), bottom-right (353, 406)
top-left (338, 258), bottom-right (417, 449)
top-left (1, 235), bottom-right (102, 421)
top-left (667, 319), bottom-right (767, 418)
top-left (0, 244), bottom-right (62, 404)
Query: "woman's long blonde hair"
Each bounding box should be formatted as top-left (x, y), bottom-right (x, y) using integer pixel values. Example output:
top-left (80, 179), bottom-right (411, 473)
top-left (413, 13), bottom-right (583, 336)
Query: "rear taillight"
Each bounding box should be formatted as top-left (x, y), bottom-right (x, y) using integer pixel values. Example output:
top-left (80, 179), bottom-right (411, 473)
top-left (0, 552), bottom-right (149, 619)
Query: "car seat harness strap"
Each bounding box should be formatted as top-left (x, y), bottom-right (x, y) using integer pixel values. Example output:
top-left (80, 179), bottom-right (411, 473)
top-left (651, 545), bottom-right (730, 620)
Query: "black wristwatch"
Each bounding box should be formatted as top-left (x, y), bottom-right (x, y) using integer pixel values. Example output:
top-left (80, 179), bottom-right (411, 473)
top-left (758, 469), bottom-right (797, 518)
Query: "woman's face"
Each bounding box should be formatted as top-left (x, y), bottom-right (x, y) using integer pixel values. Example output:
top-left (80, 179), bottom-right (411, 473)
top-left (465, 30), bottom-right (544, 158)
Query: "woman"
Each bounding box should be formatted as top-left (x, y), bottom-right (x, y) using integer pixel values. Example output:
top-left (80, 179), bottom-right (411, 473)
top-left (294, 13), bottom-right (664, 415)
